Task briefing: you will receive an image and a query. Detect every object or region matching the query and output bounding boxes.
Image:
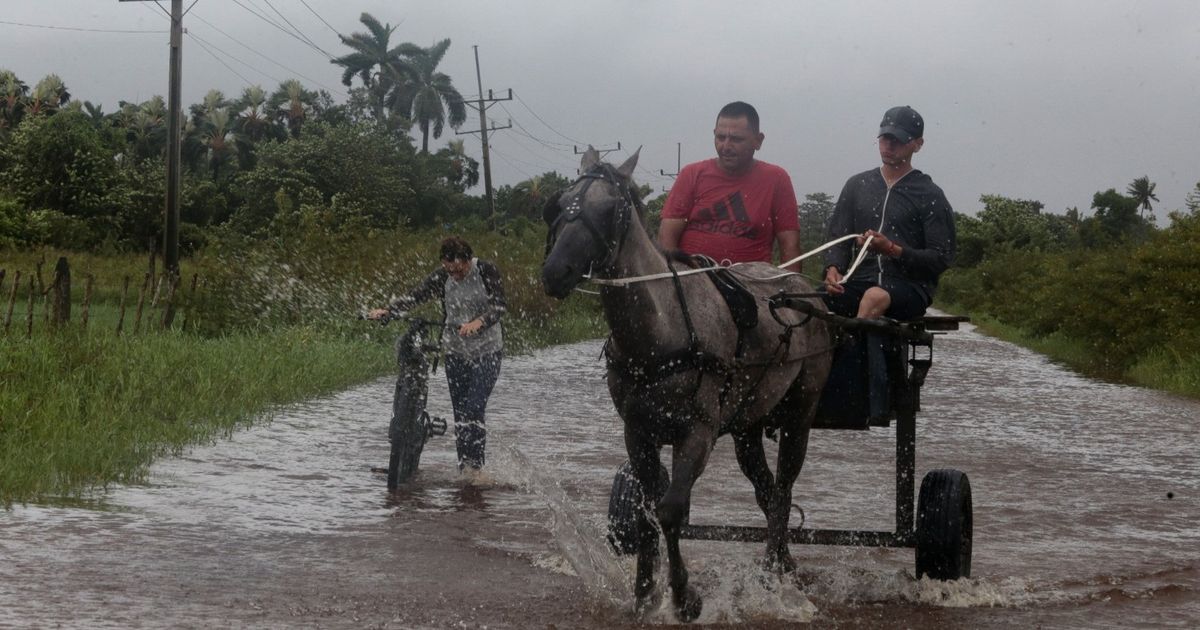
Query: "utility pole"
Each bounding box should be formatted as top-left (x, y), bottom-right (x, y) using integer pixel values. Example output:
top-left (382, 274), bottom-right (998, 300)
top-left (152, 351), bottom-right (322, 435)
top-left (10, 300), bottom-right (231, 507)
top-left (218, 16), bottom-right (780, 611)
top-left (456, 46), bottom-right (511, 230)
top-left (574, 142), bottom-right (622, 159)
top-left (573, 143), bottom-right (622, 175)
top-left (121, 0), bottom-right (182, 325)
top-left (660, 142), bottom-right (681, 178)
top-left (660, 142), bottom-right (681, 192)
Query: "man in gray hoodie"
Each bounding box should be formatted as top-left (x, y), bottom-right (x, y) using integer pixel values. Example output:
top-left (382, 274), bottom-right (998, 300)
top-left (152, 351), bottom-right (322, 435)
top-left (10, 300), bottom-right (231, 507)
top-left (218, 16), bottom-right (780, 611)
top-left (823, 105), bottom-right (956, 320)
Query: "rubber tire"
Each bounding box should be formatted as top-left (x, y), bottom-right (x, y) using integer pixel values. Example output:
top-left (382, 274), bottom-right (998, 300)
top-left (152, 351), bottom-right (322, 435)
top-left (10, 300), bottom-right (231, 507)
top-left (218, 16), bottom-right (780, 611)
top-left (387, 412), bottom-right (429, 490)
top-left (607, 460), bottom-right (670, 555)
top-left (915, 468), bottom-right (973, 580)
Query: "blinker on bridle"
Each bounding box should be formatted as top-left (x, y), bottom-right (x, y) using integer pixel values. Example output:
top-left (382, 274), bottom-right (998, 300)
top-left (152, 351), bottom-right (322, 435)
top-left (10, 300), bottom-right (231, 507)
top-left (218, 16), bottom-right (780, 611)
top-left (544, 164), bottom-right (636, 272)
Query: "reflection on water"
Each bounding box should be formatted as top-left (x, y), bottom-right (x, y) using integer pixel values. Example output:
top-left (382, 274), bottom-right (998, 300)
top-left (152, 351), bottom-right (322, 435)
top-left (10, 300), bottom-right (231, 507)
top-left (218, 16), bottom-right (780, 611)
top-left (1, 322), bottom-right (1197, 628)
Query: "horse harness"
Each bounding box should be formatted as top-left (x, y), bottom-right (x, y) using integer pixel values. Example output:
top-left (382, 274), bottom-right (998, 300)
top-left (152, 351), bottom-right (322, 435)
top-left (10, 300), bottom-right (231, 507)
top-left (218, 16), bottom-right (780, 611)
top-left (543, 163), bottom-right (638, 272)
top-left (548, 164), bottom-right (827, 432)
top-left (604, 260), bottom-right (825, 433)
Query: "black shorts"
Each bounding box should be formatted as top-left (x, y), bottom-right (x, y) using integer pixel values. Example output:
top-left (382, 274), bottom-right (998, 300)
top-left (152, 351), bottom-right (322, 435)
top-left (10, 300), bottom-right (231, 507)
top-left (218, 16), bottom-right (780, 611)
top-left (824, 276), bottom-right (930, 321)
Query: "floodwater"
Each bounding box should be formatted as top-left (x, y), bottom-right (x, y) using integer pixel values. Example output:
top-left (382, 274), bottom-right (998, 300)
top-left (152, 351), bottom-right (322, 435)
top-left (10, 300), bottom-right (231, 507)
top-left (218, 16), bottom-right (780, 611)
top-left (2, 320), bottom-right (1198, 629)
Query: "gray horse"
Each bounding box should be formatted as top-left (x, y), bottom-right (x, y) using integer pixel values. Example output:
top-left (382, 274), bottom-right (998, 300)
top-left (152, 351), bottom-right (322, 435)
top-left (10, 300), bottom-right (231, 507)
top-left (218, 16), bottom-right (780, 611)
top-left (541, 148), bottom-right (834, 621)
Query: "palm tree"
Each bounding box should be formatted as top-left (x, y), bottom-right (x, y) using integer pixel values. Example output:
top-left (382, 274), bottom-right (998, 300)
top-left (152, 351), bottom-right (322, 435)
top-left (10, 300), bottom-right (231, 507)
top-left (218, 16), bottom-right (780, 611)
top-left (1126, 176), bottom-right (1159, 219)
top-left (118, 96), bottom-right (168, 162)
top-left (445, 139), bottom-right (479, 188)
top-left (509, 174), bottom-right (559, 219)
top-left (268, 79), bottom-right (318, 138)
top-left (27, 74), bottom-right (70, 116)
top-left (233, 85), bottom-right (274, 141)
top-left (0, 69), bottom-right (29, 132)
top-left (81, 101), bottom-right (107, 126)
top-left (232, 85), bottom-right (277, 169)
top-left (190, 89), bottom-right (229, 126)
top-left (389, 39), bottom-right (466, 153)
top-left (200, 107), bottom-right (235, 181)
top-left (331, 12), bottom-right (407, 124)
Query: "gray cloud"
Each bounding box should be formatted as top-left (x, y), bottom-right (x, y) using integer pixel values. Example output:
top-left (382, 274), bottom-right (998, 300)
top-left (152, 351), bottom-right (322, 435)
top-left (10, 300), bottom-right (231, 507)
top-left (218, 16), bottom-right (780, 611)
top-left (3, 0), bottom-right (1198, 217)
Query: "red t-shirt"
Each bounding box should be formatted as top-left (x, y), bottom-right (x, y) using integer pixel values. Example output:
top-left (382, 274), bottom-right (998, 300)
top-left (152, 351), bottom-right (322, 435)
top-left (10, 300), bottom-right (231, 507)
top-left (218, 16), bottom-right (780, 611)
top-left (662, 159), bottom-right (799, 263)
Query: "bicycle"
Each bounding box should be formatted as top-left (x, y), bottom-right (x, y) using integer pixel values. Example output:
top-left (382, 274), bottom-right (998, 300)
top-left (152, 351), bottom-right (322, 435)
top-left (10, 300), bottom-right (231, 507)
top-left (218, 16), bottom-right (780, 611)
top-left (375, 314), bottom-right (448, 489)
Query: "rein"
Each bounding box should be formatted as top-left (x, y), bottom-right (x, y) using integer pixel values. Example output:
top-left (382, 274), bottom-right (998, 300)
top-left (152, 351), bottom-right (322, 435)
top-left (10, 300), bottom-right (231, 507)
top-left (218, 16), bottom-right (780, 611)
top-left (584, 233), bottom-right (866, 288)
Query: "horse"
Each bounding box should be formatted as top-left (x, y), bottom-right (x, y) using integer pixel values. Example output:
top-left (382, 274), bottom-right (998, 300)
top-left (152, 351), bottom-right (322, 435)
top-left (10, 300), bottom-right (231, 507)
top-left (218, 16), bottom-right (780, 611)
top-left (541, 147), bottom-right (834, 621)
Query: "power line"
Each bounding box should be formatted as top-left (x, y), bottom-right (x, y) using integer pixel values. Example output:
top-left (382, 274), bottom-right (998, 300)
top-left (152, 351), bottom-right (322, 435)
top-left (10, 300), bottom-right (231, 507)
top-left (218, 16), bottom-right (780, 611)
top-left (498, 103), bottom-right (573, 150)
top-left (189, 11), bottom-right (345, 96)
top-left (0, 19), bottom-right (165, 33)
top-left (514, 91), bottom-right (587, 145)
top-left (229, 0), bottom-right (332, 60)
top-left (187, 32), bottom-right (256, 88)
top-left (257, 0), bottom-right (334, 59)
top-left (501, 129), bottom-right (579, 174)
top-left (298, 0), bottom-right (340, 37)
top-left (486, 146), bottom-right (536, 182)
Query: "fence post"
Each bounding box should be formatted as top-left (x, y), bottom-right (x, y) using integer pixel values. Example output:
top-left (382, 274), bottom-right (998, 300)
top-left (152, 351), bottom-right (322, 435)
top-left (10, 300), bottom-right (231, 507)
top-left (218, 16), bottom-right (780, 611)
top-left (4, 270), bottom-right (20, 333)
top-left (25, 277), bottom-right (35, 339)
top-left (81, 273), bottom-right (95, 328)
top-left (116, 275), bottom-right (131, 335)
top-left (182, 273), bottom-right (199, 331)
top-left (160, 272), bottom-right (180, 329)
top-left (50, 257), bottom-right (71, 326)
top-left (133, 272), bottom-right (150, 334)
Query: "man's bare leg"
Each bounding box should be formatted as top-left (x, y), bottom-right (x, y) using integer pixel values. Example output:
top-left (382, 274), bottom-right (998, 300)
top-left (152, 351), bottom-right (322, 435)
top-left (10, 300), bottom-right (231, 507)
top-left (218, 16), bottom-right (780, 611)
top-left (856, 286), bottom-right (891, 318)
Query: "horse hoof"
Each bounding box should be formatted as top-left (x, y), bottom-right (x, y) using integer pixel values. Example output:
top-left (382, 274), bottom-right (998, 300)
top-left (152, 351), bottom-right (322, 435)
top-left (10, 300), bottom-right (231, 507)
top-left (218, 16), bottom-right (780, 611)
top-left (674, 586), bottom-right (702, 622)
top-left (634, 589), bottom-right (661, 618)
top-left (766, 551), bottom-right (797, 575)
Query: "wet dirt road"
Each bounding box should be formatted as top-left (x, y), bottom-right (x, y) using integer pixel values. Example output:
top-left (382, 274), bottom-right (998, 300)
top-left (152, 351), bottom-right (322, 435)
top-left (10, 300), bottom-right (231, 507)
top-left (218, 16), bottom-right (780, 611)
top-left (2, 320), bottom-right (1198, 628)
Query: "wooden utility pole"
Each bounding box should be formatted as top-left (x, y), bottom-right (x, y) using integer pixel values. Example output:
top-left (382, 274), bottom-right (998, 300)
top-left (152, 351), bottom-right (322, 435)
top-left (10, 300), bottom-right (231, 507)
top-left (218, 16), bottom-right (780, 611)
top-left (455, 46), bottom-right (511, 230)
top-left (660, 142), bottom-right (681, 178)
top-left (574, 142), bottom-right (623, 159)
top-left (122, 0), bottom-right (182, 323)
top-left (660, 142), bottom-right (681, 192)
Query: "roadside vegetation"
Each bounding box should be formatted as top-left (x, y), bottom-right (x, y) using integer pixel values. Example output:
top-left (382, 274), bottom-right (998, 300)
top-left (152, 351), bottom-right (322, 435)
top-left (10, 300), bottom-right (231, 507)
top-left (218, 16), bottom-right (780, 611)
top-left (936, 192), bottom-right (1200, 398)
top-left (1, 231), bottom-right (604, 507)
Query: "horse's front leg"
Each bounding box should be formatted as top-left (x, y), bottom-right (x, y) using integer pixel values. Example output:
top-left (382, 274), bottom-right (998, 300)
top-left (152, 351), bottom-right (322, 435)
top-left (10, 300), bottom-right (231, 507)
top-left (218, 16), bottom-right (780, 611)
top-left (624, 427), bottom-right (662, 614)
top-left (765, 422), bottom-right (812, 574)
top-left (657, 421), bottom-right (715, 622)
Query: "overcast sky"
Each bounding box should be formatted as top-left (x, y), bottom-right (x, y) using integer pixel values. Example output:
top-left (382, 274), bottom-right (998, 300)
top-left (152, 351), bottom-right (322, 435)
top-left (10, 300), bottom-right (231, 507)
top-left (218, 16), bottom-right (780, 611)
top-left (3, 1), bottom-right (1199, 218)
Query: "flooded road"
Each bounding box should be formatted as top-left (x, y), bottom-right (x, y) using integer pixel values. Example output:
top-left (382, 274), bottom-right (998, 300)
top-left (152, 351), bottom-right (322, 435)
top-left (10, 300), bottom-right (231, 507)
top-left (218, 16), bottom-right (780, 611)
top-left (2, 320), bottom-right (1198, 628)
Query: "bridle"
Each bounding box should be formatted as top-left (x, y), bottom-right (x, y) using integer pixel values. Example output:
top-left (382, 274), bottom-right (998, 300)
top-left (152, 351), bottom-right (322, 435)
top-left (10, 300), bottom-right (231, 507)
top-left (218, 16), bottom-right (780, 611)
top-left (543, 163), bottom-right (638, 273)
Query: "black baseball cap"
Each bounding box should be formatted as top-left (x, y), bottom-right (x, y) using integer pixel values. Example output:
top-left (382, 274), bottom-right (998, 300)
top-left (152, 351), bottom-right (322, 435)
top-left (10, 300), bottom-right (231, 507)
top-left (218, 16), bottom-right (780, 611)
top-left (878, 106), bottom-right (924, 144)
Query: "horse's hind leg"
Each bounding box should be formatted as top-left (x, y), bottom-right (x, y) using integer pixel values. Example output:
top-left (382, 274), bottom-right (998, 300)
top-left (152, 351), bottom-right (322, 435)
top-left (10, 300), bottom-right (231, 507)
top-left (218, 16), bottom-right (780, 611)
top-left (765, 423), bottom-right (811, 573)
top-left (733, 428), bottom-right (774, 518)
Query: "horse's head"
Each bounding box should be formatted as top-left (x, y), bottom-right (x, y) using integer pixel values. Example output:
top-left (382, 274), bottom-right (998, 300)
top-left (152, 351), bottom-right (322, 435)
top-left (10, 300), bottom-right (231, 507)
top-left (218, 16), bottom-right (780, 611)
top-left (541, 146), bottom-right (642, 299)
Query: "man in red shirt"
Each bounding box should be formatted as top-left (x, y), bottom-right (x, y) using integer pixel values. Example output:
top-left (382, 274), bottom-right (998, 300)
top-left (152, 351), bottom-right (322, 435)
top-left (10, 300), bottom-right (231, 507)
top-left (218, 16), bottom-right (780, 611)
top-left (658, 101), bottom-right (803, 272)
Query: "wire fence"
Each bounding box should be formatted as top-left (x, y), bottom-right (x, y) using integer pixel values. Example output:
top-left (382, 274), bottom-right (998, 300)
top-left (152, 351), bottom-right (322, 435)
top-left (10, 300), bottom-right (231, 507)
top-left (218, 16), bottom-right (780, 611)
top-left (1, 257), bottom-right (205, 339)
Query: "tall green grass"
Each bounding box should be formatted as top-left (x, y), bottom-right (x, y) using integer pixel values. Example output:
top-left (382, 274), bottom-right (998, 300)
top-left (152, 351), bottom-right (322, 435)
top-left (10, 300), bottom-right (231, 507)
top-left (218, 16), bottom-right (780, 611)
top-left (0, 325), bottom-right (391, 506)
top-left (937, 298), bottom-right (1200, 399)
top-left (1, 227), bottom-right (609, 505)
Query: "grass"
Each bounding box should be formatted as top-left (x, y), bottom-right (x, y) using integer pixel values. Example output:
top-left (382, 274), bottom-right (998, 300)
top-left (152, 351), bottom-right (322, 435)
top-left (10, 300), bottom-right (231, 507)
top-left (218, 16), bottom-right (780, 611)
top-left (1, 236), bottom-right (609, 506)
top-left (937, 299), bottom-right (1200, 399)
top-left (0, 324), bottom-right (392, 506)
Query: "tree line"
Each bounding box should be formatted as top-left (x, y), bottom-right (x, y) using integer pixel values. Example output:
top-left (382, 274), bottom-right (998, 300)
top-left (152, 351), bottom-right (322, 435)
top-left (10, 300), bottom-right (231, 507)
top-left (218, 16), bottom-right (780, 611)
top-left (0, 13), bottom-right (579, 253)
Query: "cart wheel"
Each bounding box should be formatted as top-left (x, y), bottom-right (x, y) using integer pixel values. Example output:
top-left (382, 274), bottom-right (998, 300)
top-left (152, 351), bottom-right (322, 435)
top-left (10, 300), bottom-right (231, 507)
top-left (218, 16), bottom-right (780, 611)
top-left (607, 460), bottom-right (670, 555)
top-left (387, 410), bottom-right (430, 489)
top-left (916, 468), bottom-right (972, 580)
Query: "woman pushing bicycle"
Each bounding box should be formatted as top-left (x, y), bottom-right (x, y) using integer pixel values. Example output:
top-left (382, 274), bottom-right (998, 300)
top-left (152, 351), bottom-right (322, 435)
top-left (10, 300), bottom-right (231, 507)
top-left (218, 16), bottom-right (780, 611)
top-left (368, 236), bottom-right (506, 475)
